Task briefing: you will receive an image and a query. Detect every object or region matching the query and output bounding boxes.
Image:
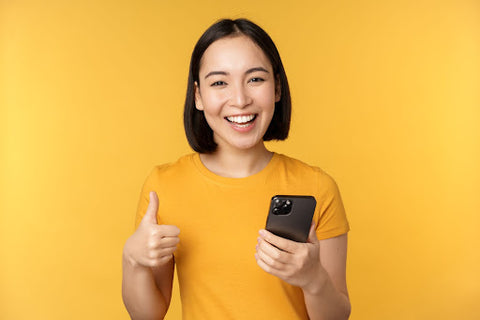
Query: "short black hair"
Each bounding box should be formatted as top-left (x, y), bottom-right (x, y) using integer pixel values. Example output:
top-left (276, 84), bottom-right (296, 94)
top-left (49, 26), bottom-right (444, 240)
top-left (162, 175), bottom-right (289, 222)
top-left (183, 18), bottom-right (291, 153)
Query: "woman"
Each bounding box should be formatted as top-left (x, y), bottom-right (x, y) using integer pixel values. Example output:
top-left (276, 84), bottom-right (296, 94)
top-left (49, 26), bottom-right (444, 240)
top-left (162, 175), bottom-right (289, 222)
top-left (122, 18), bottom-right (351, 320)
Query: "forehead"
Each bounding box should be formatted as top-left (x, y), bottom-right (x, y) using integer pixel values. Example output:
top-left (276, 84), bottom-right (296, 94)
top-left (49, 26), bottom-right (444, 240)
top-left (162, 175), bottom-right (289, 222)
top-left (199, 35), bottom-right (273, 74)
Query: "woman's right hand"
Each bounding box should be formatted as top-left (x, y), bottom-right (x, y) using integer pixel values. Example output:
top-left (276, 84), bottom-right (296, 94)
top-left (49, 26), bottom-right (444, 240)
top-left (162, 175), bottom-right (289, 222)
top-left (123, 191), bottom-right (180, 268)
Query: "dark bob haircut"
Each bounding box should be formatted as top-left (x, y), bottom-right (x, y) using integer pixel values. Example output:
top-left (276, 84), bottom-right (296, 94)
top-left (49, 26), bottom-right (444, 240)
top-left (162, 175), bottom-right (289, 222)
top-left (183, 18), bottom-right (291, 153)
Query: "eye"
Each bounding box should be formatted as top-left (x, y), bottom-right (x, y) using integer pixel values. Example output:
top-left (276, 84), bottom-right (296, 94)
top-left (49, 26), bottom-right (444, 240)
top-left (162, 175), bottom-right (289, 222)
top-left (211, 81), bottom-right (227, 87)
top-left (249, 77), bottom-right (265, 83)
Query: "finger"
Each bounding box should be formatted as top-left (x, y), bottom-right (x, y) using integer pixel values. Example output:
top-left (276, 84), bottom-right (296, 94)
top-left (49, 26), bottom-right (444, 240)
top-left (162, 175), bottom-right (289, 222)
top-left (157, 236), bottom-right (180, 247)
top-left (256, 244), bottom-right (288, 270)
top-left (259, 229), bottom-right (298, 253)
top-left (156, 225), bottom-right (181, 237)
top-left (155, 246), bottom-right (178, 258)
top-left (142, 191), bottom-right (159, 225)
top-left (148, 254), bottom-right (174, 268)
top-left (255, 253), bottom-right (285, 278)
top-left (148, 237), bottom-right (180, 251)
top-left (147, 243), bottom-right (178, 259)
top-left (257, 237), bottom-right (291, 264)
top-left (307, 222), bottom-right (318, 243)
top-left (255, 252), bottom-right (273, 273)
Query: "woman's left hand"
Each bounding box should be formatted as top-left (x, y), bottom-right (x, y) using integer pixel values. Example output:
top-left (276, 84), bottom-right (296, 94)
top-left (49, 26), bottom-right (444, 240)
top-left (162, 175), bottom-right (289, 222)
top-left (255, 223), bottom-right (325, 291)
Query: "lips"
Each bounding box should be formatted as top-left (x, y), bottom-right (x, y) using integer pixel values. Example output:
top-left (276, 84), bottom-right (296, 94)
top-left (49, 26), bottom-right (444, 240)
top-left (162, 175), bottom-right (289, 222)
top-left (225, 114), bottom-right (257, 125)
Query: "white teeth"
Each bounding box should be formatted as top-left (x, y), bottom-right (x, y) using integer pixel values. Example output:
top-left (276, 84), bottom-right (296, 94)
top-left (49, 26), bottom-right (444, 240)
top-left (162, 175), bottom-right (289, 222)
top-left (226, 114), bottom-right (255, 124)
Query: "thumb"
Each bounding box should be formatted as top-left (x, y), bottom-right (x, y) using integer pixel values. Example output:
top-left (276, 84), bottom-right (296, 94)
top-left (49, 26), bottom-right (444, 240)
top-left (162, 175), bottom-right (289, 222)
top-left (141, 191), bottom-right (159, 225)
top-left (307, 222), bottom-right (318, 243)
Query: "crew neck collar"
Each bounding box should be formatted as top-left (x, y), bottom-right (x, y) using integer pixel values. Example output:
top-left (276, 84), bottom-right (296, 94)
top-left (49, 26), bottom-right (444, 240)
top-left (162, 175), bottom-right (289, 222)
top-left (191, 152), bottom-right (279, 186)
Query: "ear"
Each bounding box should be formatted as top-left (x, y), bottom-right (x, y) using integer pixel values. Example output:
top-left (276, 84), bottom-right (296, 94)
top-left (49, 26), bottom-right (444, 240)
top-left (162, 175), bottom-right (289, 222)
top-left (194, 81), bottom-right (204, 111)
top-left (275, 75), bottom-right (281, 102)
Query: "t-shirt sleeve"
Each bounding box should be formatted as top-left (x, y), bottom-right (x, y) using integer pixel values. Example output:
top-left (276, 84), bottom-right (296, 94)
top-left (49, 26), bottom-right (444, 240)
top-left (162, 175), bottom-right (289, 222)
top-left (134, 166), bottom-right (161, 229)
top-left (314, 171), bottom-right (350, 240)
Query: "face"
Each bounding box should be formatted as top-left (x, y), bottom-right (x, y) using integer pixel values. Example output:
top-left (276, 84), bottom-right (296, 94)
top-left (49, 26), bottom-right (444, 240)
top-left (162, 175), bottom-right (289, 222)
top-left (195, 35), bottom-right (280, 152)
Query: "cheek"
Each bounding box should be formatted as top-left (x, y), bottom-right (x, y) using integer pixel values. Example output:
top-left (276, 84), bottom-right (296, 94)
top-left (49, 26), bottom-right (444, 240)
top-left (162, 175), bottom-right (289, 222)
top-left (254, 88), bottom-right (276, 113)
top-left (202, 93), bottom-right (228, 114)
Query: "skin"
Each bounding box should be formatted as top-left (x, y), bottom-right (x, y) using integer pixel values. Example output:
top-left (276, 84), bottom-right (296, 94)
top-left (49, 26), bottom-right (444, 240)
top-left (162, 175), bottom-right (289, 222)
top-left (256, 225), bottom-right (351, 320)
top-left (194, 35), bottom-right (281, 177)
top-left (122, 34), bottom-right (350, 320)
top-left (122, 191), bottom-right (180, 319)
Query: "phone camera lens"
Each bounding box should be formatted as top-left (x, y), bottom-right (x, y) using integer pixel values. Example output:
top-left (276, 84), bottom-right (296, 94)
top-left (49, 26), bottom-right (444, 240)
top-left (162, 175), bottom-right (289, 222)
top-left (272, 198), bottom-right (293, 215)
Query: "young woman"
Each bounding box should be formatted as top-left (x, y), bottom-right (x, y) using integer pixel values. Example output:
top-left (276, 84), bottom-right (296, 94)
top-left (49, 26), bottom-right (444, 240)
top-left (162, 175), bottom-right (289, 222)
top-left (122, 18), bottom-right (351, 320)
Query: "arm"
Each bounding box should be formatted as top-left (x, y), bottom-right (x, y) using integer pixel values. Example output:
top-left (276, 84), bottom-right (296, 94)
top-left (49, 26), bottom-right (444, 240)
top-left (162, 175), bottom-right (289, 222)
top-left (122, 191), bottom-right (180, 320)
top-left (303, 233), bottom-right (350, 320)
top-left (122, 253), bottom-right (174, 320)
top-left (255, 225), bottom-right (350, 320)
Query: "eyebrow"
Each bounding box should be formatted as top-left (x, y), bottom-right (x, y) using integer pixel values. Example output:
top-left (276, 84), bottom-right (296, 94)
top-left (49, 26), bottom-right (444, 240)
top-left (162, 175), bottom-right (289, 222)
top-left (204, 67), bottom-right (270, 79)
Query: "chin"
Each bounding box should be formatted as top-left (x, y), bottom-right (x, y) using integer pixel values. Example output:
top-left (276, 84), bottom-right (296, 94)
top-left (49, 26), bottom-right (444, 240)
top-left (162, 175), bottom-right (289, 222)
top-left (215, 132), bottom-right (266, 151)
top-left (231, 139), bottom-right (264, 151)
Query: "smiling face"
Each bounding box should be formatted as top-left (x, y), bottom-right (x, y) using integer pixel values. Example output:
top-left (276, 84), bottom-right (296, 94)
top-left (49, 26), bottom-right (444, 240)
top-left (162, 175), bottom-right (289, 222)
top-left (194, 35), bottom-right (280, 153)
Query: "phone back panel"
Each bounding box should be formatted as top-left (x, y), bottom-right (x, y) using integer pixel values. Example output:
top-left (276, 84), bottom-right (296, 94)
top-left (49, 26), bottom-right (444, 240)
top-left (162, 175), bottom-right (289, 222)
top-left (265, 195), bottom-right (316, 243)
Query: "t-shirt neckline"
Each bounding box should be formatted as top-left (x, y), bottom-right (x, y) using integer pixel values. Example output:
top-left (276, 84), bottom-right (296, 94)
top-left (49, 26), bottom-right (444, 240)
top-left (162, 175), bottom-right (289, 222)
top-left (191, 152), bottom-right (279, 186)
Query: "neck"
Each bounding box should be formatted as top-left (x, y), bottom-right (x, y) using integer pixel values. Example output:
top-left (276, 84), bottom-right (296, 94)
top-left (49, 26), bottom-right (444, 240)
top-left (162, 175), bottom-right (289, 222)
top-left (199, 143), bottom-right (273, 178)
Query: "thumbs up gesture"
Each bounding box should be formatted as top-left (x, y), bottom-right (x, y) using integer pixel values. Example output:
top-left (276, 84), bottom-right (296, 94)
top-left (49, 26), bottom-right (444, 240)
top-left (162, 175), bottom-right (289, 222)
top-left (124, 191), bottom-right (180, 268)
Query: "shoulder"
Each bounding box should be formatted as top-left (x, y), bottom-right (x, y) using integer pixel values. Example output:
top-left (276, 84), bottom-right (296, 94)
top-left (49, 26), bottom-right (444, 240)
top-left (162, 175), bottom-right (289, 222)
top-left (145, 153), bottom-right (197, 185)
top-left (275, 153), bottom-right (320, 172)
top-left (274, 153), bottom-right (337, 188)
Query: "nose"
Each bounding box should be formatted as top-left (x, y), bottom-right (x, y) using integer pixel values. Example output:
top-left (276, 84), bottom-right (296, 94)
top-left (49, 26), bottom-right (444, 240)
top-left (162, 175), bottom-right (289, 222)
top-left (229, 83), bottom-right (252, 108)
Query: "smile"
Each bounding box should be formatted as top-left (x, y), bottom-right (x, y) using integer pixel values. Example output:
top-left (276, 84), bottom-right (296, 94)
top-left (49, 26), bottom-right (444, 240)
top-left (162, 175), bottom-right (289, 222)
top-left (225, 114), bottom-right (257, 126)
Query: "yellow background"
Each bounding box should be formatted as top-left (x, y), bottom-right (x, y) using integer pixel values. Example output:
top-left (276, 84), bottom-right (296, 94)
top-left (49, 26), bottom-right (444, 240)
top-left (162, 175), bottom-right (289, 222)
top-left (1, 0), bottom-right (479, 319)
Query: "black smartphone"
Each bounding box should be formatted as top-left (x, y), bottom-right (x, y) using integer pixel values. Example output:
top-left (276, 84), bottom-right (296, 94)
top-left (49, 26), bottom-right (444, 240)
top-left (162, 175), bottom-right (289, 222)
top-left (265, 195), bottom-right (317, 243)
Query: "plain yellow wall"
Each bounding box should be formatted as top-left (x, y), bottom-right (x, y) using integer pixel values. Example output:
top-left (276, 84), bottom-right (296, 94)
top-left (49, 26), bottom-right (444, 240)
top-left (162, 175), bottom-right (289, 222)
top-left (1, 0), bottom-right (479, 319)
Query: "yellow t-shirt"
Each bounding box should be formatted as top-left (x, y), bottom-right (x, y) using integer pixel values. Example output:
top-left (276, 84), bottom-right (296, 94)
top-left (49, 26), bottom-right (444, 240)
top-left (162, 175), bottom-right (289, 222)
top-left (135, 153), bottom-right (350, 319)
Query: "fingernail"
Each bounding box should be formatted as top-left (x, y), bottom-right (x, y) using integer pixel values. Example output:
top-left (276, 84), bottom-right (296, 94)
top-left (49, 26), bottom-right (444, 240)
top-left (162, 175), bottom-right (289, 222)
top-left (259, 230), bottom-right (266, 236)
